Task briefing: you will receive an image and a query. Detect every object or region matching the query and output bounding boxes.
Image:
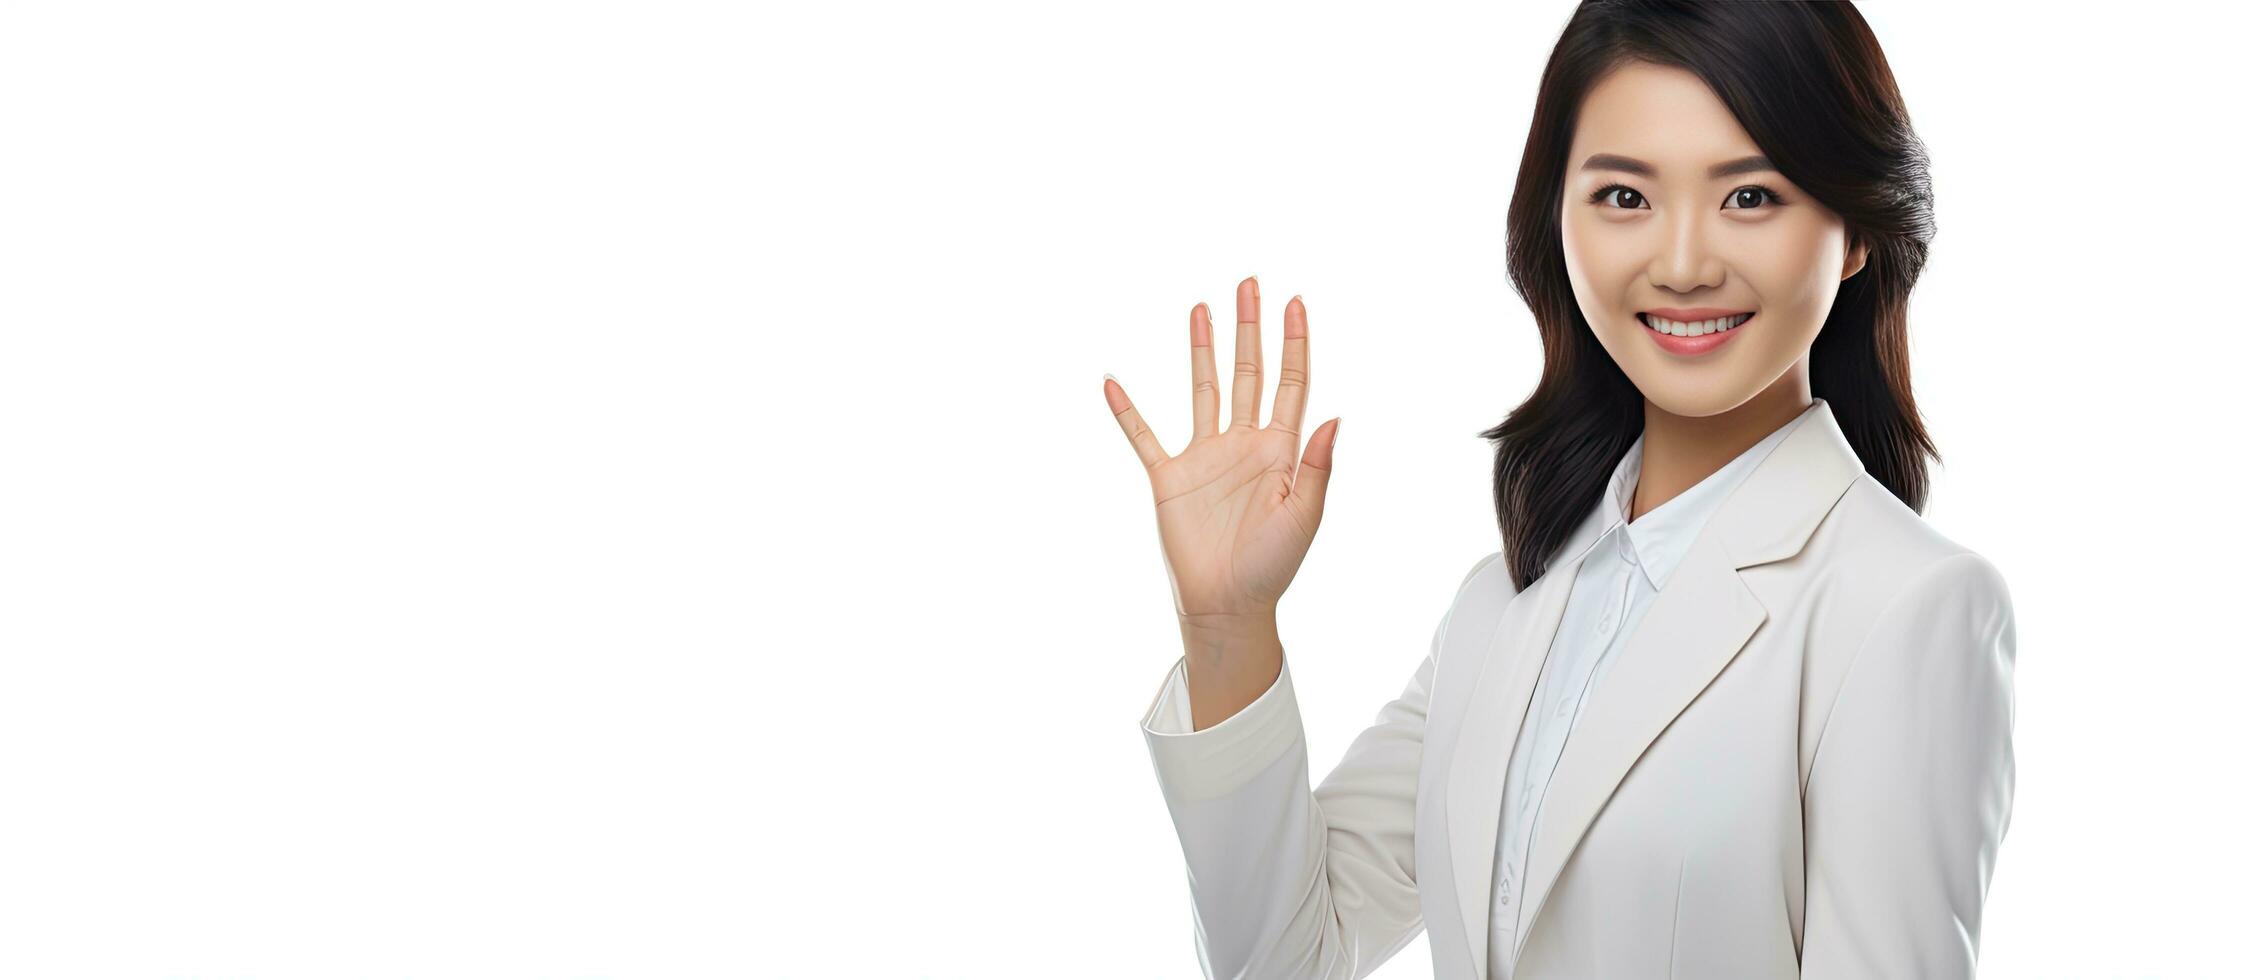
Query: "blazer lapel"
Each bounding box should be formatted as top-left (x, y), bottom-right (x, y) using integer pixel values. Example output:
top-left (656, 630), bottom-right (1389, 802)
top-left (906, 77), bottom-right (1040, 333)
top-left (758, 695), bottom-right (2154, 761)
top-left (1445, 554), bottom-right (1579, 980)
top-left (1508, 533), bottom-right (1767, 959)
top-left (1443, 473), bottom-right (1633, 980)
top-left (1486, 399), bottom-right (1868, 972)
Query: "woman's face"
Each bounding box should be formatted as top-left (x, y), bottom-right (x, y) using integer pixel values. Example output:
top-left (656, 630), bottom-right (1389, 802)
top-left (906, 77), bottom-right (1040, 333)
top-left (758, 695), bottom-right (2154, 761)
top-left (1559, 61), bottom-right (1867, 418)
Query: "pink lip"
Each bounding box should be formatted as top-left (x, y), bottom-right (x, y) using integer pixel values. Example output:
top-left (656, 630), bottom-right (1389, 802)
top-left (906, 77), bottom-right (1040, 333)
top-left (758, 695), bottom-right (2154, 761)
top-left (1639, 311), bottom-right (1751, 357)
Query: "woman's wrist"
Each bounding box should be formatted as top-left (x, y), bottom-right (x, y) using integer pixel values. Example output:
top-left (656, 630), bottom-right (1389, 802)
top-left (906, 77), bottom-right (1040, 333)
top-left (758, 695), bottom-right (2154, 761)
top-left (1177, 611), bottom-right (1282, 731)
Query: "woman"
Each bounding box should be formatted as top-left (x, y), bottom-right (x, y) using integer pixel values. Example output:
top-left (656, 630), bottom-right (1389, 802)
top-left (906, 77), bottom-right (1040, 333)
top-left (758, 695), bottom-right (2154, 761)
top-left (1100, 2), bottom-right (2016, 978)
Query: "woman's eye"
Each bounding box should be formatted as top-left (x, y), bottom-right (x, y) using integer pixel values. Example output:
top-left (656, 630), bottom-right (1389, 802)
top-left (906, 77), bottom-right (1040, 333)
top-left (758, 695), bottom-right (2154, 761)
top-left (1724, 185), bottom-right (1786, 210)
top-left (1590, 184), bottom-right (1646, 210)
top-left (1587, 183), bottom-right (1786, 211)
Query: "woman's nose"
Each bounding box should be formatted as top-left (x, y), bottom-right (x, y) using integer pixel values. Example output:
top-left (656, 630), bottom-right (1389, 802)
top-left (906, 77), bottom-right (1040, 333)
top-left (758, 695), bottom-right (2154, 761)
top-left (1648, 210), bottom-right (1723, 292)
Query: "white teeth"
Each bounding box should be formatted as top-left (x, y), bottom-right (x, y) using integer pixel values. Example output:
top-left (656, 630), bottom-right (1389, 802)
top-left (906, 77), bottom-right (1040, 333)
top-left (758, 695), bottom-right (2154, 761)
top-left (1644, 313), bottom-right (1748, 336)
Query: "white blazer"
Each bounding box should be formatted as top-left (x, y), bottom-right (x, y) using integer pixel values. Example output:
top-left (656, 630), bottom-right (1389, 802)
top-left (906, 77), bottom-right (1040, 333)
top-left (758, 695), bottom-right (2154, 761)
top-left (1139, 399), bottom-right (2018, 979)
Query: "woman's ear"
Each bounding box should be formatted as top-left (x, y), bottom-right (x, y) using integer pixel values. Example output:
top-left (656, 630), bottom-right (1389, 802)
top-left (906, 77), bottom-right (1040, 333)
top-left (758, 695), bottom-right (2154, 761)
top-left (1840, 234), bottom-right (1870, 281)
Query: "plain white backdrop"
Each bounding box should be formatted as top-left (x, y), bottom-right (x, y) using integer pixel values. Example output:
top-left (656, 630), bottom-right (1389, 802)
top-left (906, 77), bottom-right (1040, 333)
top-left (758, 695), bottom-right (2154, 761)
top-left (1, 1), bottom-right (2234, 976)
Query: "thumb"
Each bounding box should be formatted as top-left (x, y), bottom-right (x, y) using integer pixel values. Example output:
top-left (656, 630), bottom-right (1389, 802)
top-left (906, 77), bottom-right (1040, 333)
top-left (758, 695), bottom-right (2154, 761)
top-left (1289, 417), bottom-right (1339, 520)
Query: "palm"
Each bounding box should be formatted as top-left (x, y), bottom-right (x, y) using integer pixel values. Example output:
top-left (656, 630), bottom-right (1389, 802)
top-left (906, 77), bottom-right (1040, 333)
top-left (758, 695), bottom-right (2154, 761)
top-left (1150, 426), bottom-right (1313, 614)
top-left (1106, 278), bottom-right (1341, 621)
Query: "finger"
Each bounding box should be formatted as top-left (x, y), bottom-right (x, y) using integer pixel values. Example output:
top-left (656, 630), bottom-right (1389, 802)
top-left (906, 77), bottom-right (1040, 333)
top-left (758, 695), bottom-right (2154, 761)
top-left (1270, 295), bottom-right (1309, 438)
top-left (1105, 374), bottom-right (1170, 471)
top-left (1230, 277), bottom-right (1263, 430)
top-left (1287, 416), bottom-right (1340, 532)
top-left (1189, 302), bottom-right (1220, 442)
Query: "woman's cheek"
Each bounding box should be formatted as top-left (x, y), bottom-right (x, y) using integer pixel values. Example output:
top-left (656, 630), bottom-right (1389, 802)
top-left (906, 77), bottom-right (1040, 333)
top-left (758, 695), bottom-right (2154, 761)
top-left (1775, 221), bottom-right (1848, 304)
top-left (1565, 226), bottom-right (1633, 328)
top-left (1730, 237), bottom-right (1807, 330)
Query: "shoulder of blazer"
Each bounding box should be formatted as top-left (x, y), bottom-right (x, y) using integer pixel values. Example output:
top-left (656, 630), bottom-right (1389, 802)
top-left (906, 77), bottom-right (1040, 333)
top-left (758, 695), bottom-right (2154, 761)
top-left (1425, 548), bottom-right (1514, 680)
top-left (1446, 549), bottom-right (1517, 629)
top-left (1809, 473), bottom-right (2016, 677)
top-left (1793, 475), bottom-right (2017, 793)
top-left (1825, 470), bottom-right (2007, 586)
top-left (1458, 548), bottom-right (1510, 603)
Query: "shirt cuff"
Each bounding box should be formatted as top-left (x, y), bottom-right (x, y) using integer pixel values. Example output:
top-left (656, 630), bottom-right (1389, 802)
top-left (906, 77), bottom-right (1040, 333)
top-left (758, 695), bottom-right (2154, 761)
top-left (1138, 653), bottom-right (1305, 802)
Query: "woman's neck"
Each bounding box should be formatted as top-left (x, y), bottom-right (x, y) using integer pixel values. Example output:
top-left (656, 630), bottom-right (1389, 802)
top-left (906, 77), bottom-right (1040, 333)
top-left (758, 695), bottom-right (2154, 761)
top-left (1631, 373), bottom-right (1812, 523)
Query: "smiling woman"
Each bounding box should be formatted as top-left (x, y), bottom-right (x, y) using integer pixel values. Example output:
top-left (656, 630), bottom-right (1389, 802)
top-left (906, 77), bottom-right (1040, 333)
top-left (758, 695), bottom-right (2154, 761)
top-left (1113, 2), bottom-right (2014, 978)
top-left (1498, 3), bottom-right (1945, 593)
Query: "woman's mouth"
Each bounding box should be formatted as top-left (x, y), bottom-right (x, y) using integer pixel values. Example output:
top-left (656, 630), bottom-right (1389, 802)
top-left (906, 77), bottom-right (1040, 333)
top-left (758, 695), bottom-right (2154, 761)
top-left (1638, 311), bottom-right (1752, 356)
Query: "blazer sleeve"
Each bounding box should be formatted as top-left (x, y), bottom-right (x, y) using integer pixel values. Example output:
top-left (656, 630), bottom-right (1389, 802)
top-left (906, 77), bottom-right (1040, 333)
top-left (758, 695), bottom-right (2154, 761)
top-left (1800, 551), bottom-right (2020, 979)
top-left (1139, 551), bottom-right (1504, 980)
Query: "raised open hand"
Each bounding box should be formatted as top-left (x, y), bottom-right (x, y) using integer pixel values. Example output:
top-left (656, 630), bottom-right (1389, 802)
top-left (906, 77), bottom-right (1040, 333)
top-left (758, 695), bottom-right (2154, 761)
top-left (1105, 277), bottom-right (1341, 628)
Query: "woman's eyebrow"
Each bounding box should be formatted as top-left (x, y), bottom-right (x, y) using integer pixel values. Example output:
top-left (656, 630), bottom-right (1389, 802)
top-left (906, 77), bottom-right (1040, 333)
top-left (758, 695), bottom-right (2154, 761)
top-left (1580, 153), bottom-right (1777, 179)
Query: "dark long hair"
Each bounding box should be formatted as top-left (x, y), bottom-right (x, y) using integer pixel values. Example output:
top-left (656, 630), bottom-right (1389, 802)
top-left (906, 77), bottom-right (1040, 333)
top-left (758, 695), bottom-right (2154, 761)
top-left (1483, 0), bottom-right (1939, 593)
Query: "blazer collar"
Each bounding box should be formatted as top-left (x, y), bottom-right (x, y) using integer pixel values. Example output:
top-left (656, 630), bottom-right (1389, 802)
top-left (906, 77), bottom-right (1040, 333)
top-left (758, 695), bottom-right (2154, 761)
top-left (1578, 399), bottom-right (1821, 594)
top-left (1443, 397), bottom-right (1865, 979)
top-left (1542, 398), bottom-right (1852, 575)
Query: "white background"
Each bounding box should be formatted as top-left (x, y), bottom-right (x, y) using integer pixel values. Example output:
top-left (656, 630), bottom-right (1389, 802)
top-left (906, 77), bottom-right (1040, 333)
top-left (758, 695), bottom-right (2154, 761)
top-left (1, 1), bottom-right (2233, 977)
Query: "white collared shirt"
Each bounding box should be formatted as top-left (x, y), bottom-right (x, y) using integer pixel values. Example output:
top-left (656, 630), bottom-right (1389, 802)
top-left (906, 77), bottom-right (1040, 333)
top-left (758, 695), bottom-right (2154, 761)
top-left (1489, 400), bottom-right (1820, 979)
